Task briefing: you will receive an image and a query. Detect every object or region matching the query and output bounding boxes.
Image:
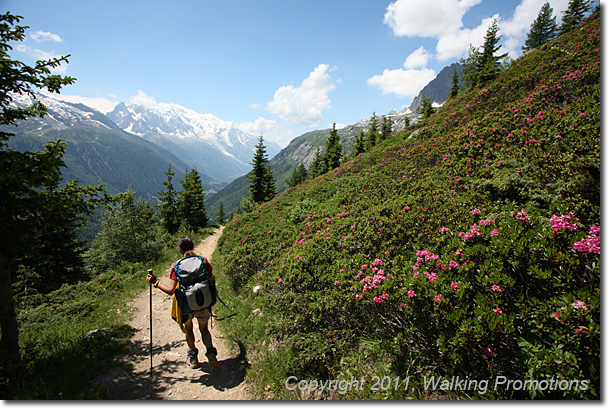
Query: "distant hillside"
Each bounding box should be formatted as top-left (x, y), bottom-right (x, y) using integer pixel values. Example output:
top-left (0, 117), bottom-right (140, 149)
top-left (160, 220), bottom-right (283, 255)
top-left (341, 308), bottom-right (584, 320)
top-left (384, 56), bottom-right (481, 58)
top-left (3, 93), bottom-right (214, 201)
top-left (216, 12), bottom-right (600, 399)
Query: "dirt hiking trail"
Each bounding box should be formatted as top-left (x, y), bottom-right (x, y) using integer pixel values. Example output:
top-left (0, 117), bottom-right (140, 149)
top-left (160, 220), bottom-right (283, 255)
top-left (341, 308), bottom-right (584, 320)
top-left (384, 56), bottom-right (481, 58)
top-left (94, 226), bottom-right (253, 400)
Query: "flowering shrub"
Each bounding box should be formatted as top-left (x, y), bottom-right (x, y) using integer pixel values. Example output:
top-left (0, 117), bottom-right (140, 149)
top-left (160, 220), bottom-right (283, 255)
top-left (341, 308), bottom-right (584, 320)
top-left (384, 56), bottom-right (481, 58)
top-left (217, 12), bottom-right (600, 399)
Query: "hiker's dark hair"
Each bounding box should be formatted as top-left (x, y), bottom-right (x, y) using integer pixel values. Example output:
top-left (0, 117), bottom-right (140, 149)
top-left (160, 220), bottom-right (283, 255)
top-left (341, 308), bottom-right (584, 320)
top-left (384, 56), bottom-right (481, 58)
top-left (177, 236), bottom-right (195, 253)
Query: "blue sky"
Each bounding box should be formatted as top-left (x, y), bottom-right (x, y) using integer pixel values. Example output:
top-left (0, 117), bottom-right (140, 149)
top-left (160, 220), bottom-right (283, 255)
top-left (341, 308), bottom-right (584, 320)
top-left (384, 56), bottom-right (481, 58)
top-left (2, 0), bottom-right (598, 147)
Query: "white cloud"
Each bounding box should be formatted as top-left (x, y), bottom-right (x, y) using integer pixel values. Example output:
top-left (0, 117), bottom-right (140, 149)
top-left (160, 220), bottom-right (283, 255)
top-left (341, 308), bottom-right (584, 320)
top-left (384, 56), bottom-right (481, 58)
top-left (15, 44), bottom-right (68, 73)
top-left (384, 0), bottom-right (482, 38)
top-left (404, 46), bottom-right (431, 69)
top-left (367, 67), bottom-right (436, 98)
top-left (238, 117), bottom-right (294, 147)
top-left (130, 90), bottom-right (158, 107)
top-left (30, 30), bottom-right (63, 43)
top-left (265, 63), bottom-right (336, 127)
top-left (436, 15), bottom-right (498, 61)
top-left (55, 94), bottom-right (119, 113)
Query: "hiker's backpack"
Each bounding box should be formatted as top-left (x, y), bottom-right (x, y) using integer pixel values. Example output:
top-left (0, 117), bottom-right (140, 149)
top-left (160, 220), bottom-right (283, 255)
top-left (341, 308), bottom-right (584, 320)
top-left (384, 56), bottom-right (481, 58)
top-left (174, 255), bottom-right (217, 312)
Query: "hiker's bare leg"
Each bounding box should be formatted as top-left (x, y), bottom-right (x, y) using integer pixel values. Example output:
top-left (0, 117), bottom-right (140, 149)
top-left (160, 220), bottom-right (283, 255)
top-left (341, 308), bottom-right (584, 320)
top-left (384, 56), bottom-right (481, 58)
top-left (198, 319), bottom-right (213, 349)
top-left (184, 318), bottom-right (197, 349)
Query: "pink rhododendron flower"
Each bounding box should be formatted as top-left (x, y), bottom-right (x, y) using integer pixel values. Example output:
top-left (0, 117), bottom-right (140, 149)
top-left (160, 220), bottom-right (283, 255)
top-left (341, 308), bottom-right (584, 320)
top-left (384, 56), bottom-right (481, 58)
top-left (401, 303), bottom-right (407, 309)
top-left (435, 294), bottom-right (443, 302)
top-left (407, 290), bottom-right (417, 298)
top-left (278, 278), bottom-right (283, 283)
top-left (373, 258), bottom-right (383, 266)
top-left (334, 281), bottom-right (340, 285)
top-left (491, 229), bottom-right (499, 236)
top-left (550, 212), bottom-right (579, 234)
top-left (484, 347), bottom-right (494, 357)
top-left (451, 282), bottom-right (458, 290)
top-left (552, 312), bottom-right (560, 319)
top-left (449, 260), bottom-right (460, 269)
top-left (572, 301), bottom-right (589, 310)
top-left (493, 308), bottom-right (503, 315)
top-left (573, 224), bottom-right (600, 254)
top-left (491, 284), bottom-right (503, 293)
top-left (471, 208), bottom-right (481, 215)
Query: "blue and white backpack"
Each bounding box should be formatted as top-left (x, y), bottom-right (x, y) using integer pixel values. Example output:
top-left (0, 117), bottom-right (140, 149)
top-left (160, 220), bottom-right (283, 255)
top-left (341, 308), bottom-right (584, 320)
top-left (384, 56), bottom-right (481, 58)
top-left (174, 255), bottom-right (217, 312)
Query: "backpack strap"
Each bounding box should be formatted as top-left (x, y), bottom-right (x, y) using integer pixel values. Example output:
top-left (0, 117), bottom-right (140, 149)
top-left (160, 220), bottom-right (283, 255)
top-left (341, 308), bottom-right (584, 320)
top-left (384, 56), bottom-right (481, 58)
top-left (210, 294), bottom-right (236, 321)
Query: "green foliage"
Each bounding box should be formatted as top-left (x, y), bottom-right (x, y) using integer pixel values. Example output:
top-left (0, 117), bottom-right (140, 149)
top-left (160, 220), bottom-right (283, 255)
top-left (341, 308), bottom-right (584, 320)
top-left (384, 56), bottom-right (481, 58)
top-left (247, 136), bottom-right (276, 203)
top-left (324, 123), bottom-right (342, 172)
top-left (157, 164), bottom-right (179, 233)
top-left (523, 2), bottom-right (557, 51)
top-left (287, 163), bottom-right (308, 189)
top-left (0, 12), bottom-right (105, 363)
top-left (84, 191), bottom-right (169, 275)
top-left (215, 13), bottom-right (600, 400)
top-left (178, 167), bottom-right (208, 229)
top-left (559, 0), bottom-right (592, 35)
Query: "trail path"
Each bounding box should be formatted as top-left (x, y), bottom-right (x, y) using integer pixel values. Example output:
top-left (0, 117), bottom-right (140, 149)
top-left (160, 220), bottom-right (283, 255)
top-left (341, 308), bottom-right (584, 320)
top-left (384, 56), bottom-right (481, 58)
top-left (94, 226), bottom-right (253, 400)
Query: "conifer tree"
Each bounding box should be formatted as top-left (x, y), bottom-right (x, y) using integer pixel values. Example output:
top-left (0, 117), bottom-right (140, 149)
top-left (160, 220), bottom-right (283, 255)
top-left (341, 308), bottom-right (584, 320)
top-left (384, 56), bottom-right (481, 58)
top-left (380, 116), bottom-right (392, 141)
top-left (157, 164), bottom-right (179, 234)
top-left (404, 115), bottom-right (410, 129)
top-left (365, 112), bottom-right (379, 150)
top-left (461, 19), bottom-right (508, 89)
top-left (559, 0), bottom-right (591, 35)
top-left (523, 2), bottom-right (557, 51)
top-left (0, 12), bottom-right (106, 358)
top-left (324, 123), bottom-right (342, 172)
top-left (247, 136), bottom-right (276, 203)
top-left (308, 148), bottom-right (324, 178)
top-left (216, 202), bottom-right (226, 225)
top-left (419, 95), bottom-right (435, 118)
top-left (288, 163), bottom-right (308, 188)
top-left (477, 19), bottom-right (509, 86)
top-left (178, 168), bottom-right (208, 229)
top-left (448, 68), bottom-right (460, 99)
top-left (353, 130), bottom-right (366, 156)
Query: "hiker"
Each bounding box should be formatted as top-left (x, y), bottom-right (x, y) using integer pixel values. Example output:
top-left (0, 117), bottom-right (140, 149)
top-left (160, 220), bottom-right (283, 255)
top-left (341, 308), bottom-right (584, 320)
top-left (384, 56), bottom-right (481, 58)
top-left (146, 236), bottom-right (221, 372)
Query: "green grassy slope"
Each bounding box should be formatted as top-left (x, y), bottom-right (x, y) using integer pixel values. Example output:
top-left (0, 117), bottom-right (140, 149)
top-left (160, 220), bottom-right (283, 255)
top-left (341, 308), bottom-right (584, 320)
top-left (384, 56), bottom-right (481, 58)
top-left (214, 13), bottom-right (600, 400)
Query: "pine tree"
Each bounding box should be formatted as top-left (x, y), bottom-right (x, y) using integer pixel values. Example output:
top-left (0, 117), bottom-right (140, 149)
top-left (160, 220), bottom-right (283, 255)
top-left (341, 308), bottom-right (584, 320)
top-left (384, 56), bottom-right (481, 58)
top-left (288, 163), bottom-right (308, 188)
top-left (352, 130), bottom-right (366, 156)
top-left (559, 0), bottom-right (591, 35)
top-left (380, 116), bottom-right (392, 141)
top-left (404, 115), bottom-right (410, 129)
top-left (448, 68), bottom-right (460, 99)
top-left (324, 123), bottom-right (342, 172)
top-left (263, 164), bottom-right (276, 201)
top-left (365, 112), bottom-right (379, 150)
top-left (477, 19), bottom-right (509, 86)
top-left (308, 148), bottom-right (324, 178)
top-left (216, 202), bottom-right (226, 225)
top-left (178, 168), bottom-right (208, 229)
top-left (523, 2), bottom-right (557, 51)
top-left (460, 19), bottom-right (508, 89)
top-left (0, 12), bottom-right (106, 358)
top-left (157, 164), bottom-right (179, 234)
top-left (247, 136), bottom-right (276, 203)
top-left (419, 95), bottom-right (435, 118)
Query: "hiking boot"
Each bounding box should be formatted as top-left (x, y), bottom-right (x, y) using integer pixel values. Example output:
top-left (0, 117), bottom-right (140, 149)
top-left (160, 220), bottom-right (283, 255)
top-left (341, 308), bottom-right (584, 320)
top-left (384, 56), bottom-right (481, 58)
top-left (187, 347), bottom-right (199, 368)
top-left (206, 347), bottom-right (221, 373)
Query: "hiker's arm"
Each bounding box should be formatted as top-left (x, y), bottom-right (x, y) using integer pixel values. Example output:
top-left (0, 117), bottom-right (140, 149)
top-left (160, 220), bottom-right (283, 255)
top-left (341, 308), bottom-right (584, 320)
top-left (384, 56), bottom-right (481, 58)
top-left (146, 272), bottom-right (177, 296)
top-left (156, 279), bottom-right (178, 296)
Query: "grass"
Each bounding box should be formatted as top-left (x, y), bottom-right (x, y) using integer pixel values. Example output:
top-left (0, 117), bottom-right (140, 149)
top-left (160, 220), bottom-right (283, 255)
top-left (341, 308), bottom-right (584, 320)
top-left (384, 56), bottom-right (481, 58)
top-left (2, 228), bottom-right (213, 400)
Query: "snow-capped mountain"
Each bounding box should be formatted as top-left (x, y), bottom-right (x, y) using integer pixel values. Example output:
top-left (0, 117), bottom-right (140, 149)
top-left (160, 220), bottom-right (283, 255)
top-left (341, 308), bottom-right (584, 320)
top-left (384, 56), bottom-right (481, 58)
top-left (107, 102), bottom-right (281, 182)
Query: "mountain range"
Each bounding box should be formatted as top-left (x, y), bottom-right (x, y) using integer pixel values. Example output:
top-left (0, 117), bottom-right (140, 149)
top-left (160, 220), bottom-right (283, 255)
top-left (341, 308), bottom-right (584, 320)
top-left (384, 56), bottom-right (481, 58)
top-left (5, 61), bottom-right (459, 222)
top-left (106, 102), bottom-right (281, 182)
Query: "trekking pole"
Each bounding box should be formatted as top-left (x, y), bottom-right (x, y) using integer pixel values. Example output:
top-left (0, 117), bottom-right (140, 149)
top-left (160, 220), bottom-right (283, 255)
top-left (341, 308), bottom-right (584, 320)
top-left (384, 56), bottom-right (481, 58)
top-left (148, 269), bottom-right (153, 377)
